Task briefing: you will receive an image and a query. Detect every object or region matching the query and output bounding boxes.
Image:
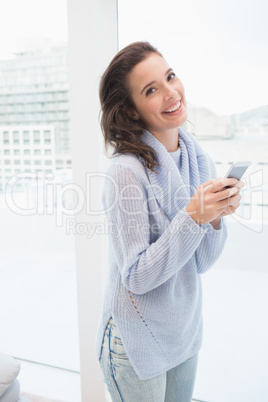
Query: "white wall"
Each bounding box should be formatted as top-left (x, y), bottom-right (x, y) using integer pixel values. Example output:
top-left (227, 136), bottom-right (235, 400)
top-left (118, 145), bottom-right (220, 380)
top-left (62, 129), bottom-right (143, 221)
top-left (67, 0), bottom-right (118, 400)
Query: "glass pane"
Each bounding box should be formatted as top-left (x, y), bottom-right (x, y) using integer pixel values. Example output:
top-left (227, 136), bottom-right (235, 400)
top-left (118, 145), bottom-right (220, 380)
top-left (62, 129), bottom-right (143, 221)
top-left (118, 1), bottom-right (268, 401)
top-left (0, 1), bottom-right (80, 400)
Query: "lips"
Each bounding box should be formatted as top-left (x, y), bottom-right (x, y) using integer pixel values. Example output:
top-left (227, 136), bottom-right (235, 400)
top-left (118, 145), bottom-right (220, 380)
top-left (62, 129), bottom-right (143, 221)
top-left (162, 99), bottom-right (181, 114)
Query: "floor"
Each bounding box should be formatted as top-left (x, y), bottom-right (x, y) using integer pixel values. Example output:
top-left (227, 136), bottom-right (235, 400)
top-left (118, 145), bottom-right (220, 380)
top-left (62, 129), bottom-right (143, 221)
top-left (20, 393), bottom-right (199, 402)
top-left (17, 360), bottom-right (81, 402)
top-left (21, 393), bottom-right (65, 402)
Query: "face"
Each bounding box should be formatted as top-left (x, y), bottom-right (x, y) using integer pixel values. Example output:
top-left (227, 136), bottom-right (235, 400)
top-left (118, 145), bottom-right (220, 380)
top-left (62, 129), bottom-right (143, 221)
top-left (127, 53), bottom-right (187, 139)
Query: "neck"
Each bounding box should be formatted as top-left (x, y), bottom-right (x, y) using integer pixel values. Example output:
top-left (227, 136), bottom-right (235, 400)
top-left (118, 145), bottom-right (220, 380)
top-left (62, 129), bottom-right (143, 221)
top-left (149, 128), bottom-right (179, 152)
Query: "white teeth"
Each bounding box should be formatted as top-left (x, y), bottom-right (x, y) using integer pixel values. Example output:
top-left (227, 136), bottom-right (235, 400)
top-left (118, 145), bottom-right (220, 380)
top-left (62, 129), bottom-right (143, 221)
top-left (164, 100), bottom-right (181, 113)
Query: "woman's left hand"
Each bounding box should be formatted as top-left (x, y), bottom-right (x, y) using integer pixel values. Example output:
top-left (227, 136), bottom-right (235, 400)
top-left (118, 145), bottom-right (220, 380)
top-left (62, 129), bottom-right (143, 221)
top-left (210, 180), bottom-right (245, 228)
top-left (219, 179), bottom-right (245, 217)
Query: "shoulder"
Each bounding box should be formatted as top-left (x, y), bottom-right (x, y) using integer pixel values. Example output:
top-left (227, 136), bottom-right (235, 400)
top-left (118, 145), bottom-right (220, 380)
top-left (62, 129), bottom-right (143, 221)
top-left (102, 154), bottom-right (150, 207)
top-left (105, 153), bottom-right (149, 183)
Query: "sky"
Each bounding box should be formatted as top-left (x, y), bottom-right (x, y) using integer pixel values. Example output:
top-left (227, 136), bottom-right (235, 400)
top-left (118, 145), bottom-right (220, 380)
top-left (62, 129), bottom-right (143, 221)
top-left (0, 0), bottom-right (267, 115)
top-left (118, 0), bottom-right (268, 115)
top-left (0, 0), bottom-right (68, 56)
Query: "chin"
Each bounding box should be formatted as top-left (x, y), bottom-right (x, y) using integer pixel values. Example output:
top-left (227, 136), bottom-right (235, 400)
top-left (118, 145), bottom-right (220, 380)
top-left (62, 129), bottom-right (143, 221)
top-left (180, 111), bottom-right (188, 125)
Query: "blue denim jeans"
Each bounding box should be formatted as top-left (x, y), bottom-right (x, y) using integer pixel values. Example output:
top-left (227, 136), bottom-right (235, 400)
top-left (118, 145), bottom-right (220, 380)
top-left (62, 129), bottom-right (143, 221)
top-left (99, 317), bottom-right (198, 402)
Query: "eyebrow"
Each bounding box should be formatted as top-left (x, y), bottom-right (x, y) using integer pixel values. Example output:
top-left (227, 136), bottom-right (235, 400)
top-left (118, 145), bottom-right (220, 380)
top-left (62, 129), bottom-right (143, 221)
top-left (140, 68), bottom-right (173, 95)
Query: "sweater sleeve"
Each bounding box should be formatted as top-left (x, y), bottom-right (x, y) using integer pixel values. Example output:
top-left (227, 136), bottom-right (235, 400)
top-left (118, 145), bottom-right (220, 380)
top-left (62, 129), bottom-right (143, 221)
top-left (103, 163), bottom-right (209, 295)
top-left (195, 218), bottom-right (227, 274)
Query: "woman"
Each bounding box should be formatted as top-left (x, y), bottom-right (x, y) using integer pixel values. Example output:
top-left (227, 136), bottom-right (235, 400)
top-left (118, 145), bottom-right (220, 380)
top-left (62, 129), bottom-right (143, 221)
top-left (96, 42), bottom-right (243, 401)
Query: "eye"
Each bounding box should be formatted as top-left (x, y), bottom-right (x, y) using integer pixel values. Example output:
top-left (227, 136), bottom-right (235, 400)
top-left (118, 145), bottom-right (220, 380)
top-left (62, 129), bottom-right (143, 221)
top-left (167, 72), bottom-right (176, 81)
top-left (145, 87), bottom-right (156, 96)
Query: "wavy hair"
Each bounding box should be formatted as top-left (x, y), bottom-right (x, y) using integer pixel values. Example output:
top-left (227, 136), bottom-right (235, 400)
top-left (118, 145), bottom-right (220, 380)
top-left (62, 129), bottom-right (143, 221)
top-left (99, 41), bottom-right (163, 174)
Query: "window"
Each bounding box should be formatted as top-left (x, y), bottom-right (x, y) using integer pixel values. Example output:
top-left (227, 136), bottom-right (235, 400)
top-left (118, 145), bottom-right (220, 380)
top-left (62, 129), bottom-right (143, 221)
top-left (13, 131), bottom-right (19, 145)
top-left (118, 1), bottom-right (268, 401)
top-left (34, 149), bottom-right (41, 155)
top-left (24, 149), bottom-right (30, 155)
top-left (1, 1), bottom-right (110, 401)
top-left (44, 130), bottom-right (51, 144)
top-left (23, 131), bottom-right (30, 144)
top-left (33, 130), bottom-right (40, 144)
top-left (3, 131), bottom-right (9, 145)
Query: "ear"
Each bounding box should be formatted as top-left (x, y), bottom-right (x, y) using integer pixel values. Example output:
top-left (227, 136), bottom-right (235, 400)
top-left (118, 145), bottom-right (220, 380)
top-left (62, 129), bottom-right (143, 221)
top-left (126, 108), bottom-right (140, 121)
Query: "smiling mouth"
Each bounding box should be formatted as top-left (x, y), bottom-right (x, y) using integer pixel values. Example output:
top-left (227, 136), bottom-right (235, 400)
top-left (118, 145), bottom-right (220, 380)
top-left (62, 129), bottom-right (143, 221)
top-left (162, 100), bottom-right (181, 113)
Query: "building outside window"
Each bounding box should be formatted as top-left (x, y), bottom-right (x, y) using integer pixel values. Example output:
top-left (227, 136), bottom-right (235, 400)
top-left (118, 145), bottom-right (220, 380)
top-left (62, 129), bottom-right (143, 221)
top-left (0, 4), bottom-right (78, 399)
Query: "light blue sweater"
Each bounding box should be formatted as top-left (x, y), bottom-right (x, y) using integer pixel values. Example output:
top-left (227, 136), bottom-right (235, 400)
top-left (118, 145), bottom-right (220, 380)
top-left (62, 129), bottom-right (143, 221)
top-left (96, 127), bottom-right (227, 379)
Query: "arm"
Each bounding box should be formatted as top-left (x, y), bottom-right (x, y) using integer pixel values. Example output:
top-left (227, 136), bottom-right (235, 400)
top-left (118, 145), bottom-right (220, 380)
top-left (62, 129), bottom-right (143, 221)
top-left (103, 163), bottom-right (209, 295)
top-left (195, 217), bottom-right (227, 274)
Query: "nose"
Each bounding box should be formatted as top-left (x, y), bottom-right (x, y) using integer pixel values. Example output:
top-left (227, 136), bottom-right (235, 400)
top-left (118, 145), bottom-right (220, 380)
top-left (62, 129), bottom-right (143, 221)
top-left (163, 83), bottom-right (177, 101)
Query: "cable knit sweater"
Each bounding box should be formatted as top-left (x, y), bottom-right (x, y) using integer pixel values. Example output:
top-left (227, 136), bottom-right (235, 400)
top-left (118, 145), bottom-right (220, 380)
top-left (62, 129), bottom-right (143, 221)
top-left (96, 127), bottom-right (227, 379)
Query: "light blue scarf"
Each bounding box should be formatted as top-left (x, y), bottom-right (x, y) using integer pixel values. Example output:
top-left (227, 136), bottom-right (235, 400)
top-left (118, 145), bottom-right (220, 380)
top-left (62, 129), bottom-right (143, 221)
top-left (140, 127), bottom-right (214, 221)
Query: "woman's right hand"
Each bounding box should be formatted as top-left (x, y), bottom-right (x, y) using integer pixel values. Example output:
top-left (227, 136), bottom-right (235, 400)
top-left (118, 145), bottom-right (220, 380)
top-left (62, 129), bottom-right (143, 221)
top-left (186, 178), bottom-right (242, 225)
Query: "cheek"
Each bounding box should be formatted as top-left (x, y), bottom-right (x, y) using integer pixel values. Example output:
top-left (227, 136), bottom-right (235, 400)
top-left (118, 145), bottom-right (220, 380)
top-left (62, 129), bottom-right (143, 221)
top-left (134, 97), bottom-right (162, 123)
top-left (143, 99), bottom-right (161, 116)
top-left (179, 82), bottom-right (186, 96)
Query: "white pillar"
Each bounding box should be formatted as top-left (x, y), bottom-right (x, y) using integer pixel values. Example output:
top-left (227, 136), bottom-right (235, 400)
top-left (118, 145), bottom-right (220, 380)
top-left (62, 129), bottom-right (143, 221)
top-left (66, 1), bottom-right (118, 400)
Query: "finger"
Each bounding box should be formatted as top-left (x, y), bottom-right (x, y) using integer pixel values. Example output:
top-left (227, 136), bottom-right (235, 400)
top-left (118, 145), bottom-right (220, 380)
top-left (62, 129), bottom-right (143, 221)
top-left (200, 179), bottom-right (216, 189)
top-left (215, 186), bottom-right (239, 201)
top-left (220, 203), bottom-right (238, 215)
top-left (228, 193), bottom-right (242, 207)
top-left (223, 201), bottom-right (241, 216)
top-left (204, 178), bottom-right (238, 194)
top-left (234, 180), bottom-right (245, 190)
top-left (215, 193), bottom-right (241, 210)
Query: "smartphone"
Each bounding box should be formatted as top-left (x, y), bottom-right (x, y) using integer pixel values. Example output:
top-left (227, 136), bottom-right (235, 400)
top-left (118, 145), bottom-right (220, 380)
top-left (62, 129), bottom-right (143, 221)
top-left (224, 161), bottom-right (251, 187)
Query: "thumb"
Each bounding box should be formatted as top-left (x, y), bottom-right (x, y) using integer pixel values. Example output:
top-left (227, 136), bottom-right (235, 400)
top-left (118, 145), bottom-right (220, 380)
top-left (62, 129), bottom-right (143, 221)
top-left (201, 179), bottom-right (216, 189)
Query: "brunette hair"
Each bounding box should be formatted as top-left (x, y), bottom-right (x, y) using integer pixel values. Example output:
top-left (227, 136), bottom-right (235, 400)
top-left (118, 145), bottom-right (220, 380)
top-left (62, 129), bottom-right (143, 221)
top-left (99, 41), bottom-right (162, 174)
